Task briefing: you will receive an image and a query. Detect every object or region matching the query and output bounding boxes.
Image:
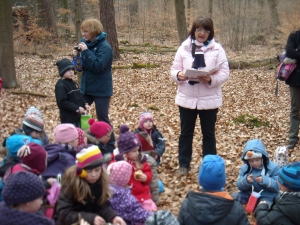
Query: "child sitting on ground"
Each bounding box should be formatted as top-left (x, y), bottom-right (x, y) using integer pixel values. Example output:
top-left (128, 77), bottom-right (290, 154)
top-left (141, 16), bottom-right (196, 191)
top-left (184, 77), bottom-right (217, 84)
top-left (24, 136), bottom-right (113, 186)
top-left (42, 124), bottom-right (78, 180)
top-left (134, 112), bottom-right (165, 165)
top-left (107, 161), bottom-right (151, 224)
top-left (114, 125), bottom-right (157, 212)
top-left (233, 139), bottom-right (280, 207)
top-left (254, 161), bottom-right (300, 224)
top-left (54, 145), bottom-right (126, 225)
top-left (178, 155), bottom-right (250, 225)
top-left (55, 58), bottom-right (89, 127)
top-left (0, 171), bottom-right (54, 225)
top-left (135, 131), bottom-right (160, 203)
top-left (85, 118), bottom-right (114, 155)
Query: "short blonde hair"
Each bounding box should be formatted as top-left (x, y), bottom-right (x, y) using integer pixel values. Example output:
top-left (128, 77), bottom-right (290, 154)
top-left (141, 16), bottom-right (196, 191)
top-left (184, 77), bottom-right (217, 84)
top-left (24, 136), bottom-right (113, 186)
top-left (81, 19), bottom-right (103, 38)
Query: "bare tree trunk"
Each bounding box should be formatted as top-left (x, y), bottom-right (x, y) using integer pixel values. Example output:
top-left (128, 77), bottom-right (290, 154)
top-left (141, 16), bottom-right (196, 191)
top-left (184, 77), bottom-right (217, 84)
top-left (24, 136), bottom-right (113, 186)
top-left (74, 0), bottom-right (83, 85)
top-left (174, 0), bottom-right (188, 44)
top-left (99, 0), bottom-right (120, 59)
top-left (0, 0), bottom-right (17, 88)
top-left (208, 0), bottom-right (213, 18)
top-left (266, 0), bottom-right (280, 30)
top-left (43, 0), bottom-right (58, 37)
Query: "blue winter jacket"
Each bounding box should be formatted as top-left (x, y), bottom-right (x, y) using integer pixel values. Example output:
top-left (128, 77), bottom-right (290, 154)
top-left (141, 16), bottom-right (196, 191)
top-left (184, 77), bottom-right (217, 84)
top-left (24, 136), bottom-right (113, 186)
top-left (80, 32), bottom-right (113, 97)
top-left (236, 139), bottom-right (280, 201)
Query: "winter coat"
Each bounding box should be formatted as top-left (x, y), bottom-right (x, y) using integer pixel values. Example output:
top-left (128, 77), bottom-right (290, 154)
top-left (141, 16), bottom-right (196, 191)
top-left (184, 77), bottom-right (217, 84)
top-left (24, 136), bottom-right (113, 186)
top-left (85, 130), bottom-right (110, 155)
top-left (109, 185), bottom-right (151, 224)
top-left (170, 37), bottom-right (229, 110)
top-left (255, 192), bottom-right (300, 225)
top-left (285, 30), bottom-right (300, 87)
top-left (0, 202), bottom-right (54, 225)
top-left (144, 154), bottom-right (159, 203)
top-left (55, 78), bottom-right (86, 123)
top-left (80, 32), bottom-right (113, 97)
top-left (236, 140), bottom-right (280, 202)
top-left (42, 144), bottom-right (76, 179)
top-left (177, 190), bottom-right (250, 225)
top-left (54, 181), bottom-right (118, 225)
top-left (134, 126), bottom-right (166, 160)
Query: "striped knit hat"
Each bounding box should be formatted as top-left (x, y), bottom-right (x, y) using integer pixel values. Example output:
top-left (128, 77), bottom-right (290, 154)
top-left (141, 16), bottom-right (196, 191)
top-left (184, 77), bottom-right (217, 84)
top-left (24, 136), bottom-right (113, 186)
top-left (278, 162), bottom-right (300, 191)
top-left (23, 114), bottom-right (44, 132)
top-left (75, 145), bottom-right (103, 178)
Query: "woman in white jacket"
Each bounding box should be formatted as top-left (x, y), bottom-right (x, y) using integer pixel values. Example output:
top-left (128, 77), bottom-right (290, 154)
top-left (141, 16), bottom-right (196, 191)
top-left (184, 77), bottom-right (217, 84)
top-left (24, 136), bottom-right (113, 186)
top-left (170, 16), bottom-right (230, 176)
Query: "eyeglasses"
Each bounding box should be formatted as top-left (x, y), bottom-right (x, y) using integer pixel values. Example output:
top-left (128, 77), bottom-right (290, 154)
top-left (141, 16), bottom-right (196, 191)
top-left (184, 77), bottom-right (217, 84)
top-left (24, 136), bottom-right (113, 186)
top-left (82, 30), bottom-right (89, 34)
top-left (195, 29), bottom-right (210, 34)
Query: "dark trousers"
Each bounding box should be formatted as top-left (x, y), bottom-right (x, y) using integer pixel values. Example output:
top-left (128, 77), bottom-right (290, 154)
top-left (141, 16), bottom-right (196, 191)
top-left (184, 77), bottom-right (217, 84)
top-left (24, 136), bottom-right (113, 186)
top-left (84, 95), bottom-right (116, 152)
top-left (178, 106), bottom-right (218, 168)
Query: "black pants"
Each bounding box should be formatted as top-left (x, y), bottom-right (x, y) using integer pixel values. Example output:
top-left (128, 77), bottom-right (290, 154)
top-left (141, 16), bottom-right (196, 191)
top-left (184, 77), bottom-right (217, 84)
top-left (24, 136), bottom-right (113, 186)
top-left (178, 106), bottom-right (218, 168)
top-left (84, 95), bottom-right (116, 153)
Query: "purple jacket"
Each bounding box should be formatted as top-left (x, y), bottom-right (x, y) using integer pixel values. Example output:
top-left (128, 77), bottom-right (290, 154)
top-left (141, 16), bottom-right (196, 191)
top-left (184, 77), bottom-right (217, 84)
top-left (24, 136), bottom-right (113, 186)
top-left (170, 37), bottom-right (230, 110)
top-left (42, 144), bottom-right (76, 179)
top-left (0, 202), bottom-right (54, 225)
top-left (109, 185), bottom-right (151, 224)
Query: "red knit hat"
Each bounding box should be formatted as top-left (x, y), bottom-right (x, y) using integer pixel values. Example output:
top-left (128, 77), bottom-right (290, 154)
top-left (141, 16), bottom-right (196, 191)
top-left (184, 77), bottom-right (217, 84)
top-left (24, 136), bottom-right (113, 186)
top-left (17, 143), bottom-right (47, 174)
top-left (88, 118), bottom-right (112, 138)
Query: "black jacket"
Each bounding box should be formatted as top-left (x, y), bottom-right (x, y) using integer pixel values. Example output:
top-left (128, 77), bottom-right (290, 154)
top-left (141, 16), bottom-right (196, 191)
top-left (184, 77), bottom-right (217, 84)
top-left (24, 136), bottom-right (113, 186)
top-left (55, 78), bottom-right (86, 123)
top-left (285, 30), bottom-right (300, 86)
top-left (255, 192), bottom-right (300, 225)
top-left (178, 190), bottom-right (250, 225)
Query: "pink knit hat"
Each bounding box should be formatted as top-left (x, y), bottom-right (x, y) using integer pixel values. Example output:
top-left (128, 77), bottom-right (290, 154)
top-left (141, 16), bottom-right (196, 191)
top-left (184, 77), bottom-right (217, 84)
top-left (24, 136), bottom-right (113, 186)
top-left (139, 112), bottom-right (154, 130)
top-left (107, 161), bottom-right (132, 187)
top-left (76, 127), bottom-right (85, 147)
top-left (88, 118), bottom-right (112, 138)
top-left (54, 124), bottom-right (78, 143)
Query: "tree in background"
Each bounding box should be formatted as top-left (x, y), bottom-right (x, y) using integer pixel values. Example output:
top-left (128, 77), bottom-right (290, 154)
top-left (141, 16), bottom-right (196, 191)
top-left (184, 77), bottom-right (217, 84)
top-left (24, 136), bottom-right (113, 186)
top-left (99, 0), bottom-right (120, 59)
top-left (0, 0), bottom-right (17, 88)
top-left (174, 0), bottom-right (187, 44)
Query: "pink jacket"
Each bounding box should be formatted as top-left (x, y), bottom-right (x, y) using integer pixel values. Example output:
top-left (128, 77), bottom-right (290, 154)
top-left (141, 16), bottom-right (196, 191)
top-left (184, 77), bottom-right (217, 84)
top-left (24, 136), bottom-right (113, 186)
top-left (170, 37), bottom-right (230, 110)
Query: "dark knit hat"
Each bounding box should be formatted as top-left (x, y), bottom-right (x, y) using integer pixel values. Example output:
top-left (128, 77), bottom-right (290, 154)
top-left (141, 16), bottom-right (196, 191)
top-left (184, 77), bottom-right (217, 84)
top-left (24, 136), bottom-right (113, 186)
top-left (17, 143), bottom-right (47, 174)
top-left (117, 124), bottom-right (141, 155)
top-left (199, 155), bottom-right (226, 191)
top-left (2, 171), bottom-right (45, 206)
top-left (56, 58), bottom-right (74, 77)
top-left (88, 118), bottom-right (112, 139)
top-left (23, 114), bottom-right (44, 132)
top-left (278, 162), bottom-right (300, 191)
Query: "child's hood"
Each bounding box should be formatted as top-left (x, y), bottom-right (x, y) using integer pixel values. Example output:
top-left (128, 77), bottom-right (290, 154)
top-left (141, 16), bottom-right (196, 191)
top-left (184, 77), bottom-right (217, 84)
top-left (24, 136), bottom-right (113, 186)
top-left (241, 139), bottom-right (268, 162)
top-left (44, 144), bottom-right (75, 163)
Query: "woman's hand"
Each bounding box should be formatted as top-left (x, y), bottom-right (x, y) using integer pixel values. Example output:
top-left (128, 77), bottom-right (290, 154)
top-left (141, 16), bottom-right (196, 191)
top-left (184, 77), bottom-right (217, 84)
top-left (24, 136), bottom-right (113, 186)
top-left (93, 216), bottom-right (105, 225)
top-left (198, 75), bottom-right (211, 83)
top-left (85, 104), bottom-right (91, 111)
top-left (78, 42), bottom-right (88, 51)
top-left (177, 71), bottom-right (188, 81)
top-left (112, 216), bottom-right (126, 225)
top-left (80, 219), bottom-right (90, 225)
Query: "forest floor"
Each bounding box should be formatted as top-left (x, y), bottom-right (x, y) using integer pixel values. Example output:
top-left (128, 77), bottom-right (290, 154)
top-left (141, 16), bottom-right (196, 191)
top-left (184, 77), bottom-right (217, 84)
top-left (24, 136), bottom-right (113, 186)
top-left (1, 42), bottom-right (298, 224)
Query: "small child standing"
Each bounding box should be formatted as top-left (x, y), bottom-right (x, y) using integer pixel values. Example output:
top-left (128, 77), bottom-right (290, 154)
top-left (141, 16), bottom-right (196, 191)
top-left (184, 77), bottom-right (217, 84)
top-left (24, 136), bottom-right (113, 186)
top-left (254, 161), bottom-right (300, 224)
top-left (55, 58), bottom-right (89, 127)
top-left (115, 125), bottom-right (157, 212)
top-left (178, 155), bottom-right (249, 225)
top-left (42, 124), bottom-right (78, 180)
top-left (233, 139), bottom-right (280, 207)
top-left (107, 161), bottom-right (151, 224)
top-left (0, 171), bottom-right (54, 225)
top-left (85, 118), bottom-right (114, 155)
top-left (54, 145), bottom-right (126, 225)
top-left (134, 112), bottom-right (165, 165)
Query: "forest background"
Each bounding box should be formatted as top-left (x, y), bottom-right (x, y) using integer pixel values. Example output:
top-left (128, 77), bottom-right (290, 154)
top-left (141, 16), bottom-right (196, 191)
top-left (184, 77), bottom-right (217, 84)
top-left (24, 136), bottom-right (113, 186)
top-left (1, 0), bottom-right (300, 224)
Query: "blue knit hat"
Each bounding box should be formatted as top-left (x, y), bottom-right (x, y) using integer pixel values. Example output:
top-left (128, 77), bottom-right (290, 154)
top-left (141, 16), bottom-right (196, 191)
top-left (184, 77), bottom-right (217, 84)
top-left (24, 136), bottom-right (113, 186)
top-left (199, 155), bottom-right (226, 191)
top-left (278, 162), bottom-right (300, 191)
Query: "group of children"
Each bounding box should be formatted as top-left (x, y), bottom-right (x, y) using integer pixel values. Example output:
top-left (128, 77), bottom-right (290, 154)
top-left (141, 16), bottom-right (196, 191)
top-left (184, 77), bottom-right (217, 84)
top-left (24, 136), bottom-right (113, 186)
top-left (0, 58), bottom-right (299, 224)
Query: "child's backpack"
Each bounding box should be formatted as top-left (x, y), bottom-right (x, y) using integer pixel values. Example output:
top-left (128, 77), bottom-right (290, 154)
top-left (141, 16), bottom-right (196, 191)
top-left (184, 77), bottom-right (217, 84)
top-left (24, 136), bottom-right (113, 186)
top-left (145, 210), bottom-right (179, 225)
top-left (274, 146), bottom-right (289, 167)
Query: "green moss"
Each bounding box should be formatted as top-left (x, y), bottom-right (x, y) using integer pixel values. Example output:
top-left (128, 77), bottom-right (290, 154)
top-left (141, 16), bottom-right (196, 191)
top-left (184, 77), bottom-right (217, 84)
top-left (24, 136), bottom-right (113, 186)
top-left (147, 106), bottom-right (159, 111)
top-left (233, 114), bottom-right (270, 128)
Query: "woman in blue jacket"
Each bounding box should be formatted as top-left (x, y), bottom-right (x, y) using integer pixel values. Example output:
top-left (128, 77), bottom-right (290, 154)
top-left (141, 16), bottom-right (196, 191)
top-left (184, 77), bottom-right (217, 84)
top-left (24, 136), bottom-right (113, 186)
top-left (74, 19), bottom-right (115, 152)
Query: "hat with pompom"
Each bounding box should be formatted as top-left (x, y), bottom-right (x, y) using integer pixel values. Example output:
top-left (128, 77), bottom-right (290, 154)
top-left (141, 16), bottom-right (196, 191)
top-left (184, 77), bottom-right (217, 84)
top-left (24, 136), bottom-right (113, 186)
top-left (117, 124), bottom-right (141, 156)
top-left (23, 114), bottom-right (44, 132)
top-left (107, 161), bottom-right (132, 187)
top-left (244, 151), bottom-right (263, 160)
top-left (278, 162), bottom-right (300, 191)
top-left (75, 145), bottom-right (103, 178)
top-left (24, 106), bottom-right (43, 119)
top-left (88, 118), bottom-right (112, 139)
top-left (139, 112), bottom-right (154, 130)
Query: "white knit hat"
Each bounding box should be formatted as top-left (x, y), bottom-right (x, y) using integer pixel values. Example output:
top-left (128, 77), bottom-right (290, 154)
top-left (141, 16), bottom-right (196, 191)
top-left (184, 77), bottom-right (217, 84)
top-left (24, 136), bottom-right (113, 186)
top-left (244, 150), bottom-right (262, 160)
